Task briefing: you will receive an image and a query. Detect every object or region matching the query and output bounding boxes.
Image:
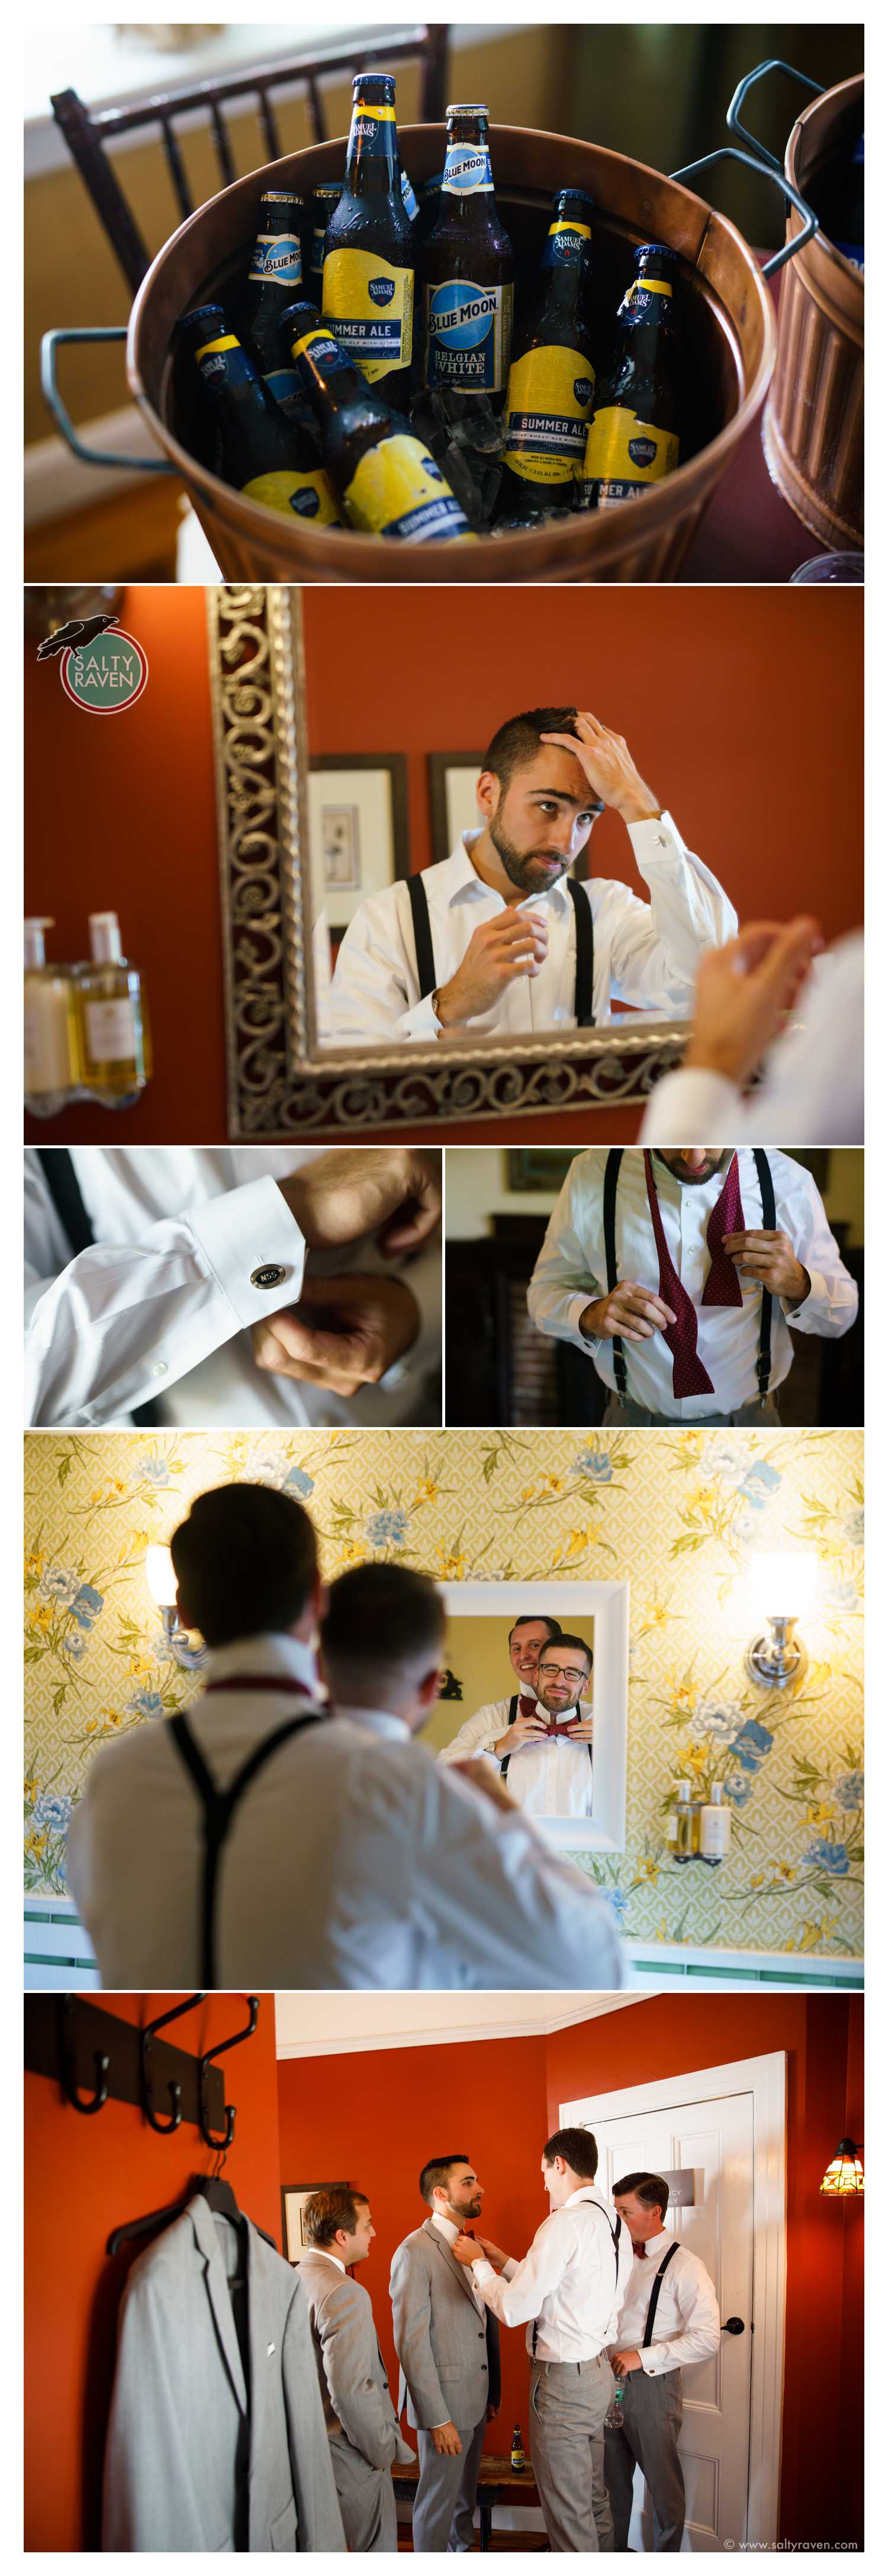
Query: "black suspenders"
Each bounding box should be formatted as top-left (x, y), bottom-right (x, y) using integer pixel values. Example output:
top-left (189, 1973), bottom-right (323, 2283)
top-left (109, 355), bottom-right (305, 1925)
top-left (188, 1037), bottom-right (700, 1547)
top-left (406, 871), bottom-right (594, 1023)
top-left (532, 2201), bottom-right (620, 2353)
top-left (499, 1692), bottom-right (593, 1783)
top-left (603, 1149), bottom-right (776, 1409)
top-left (642, 2240), bottom-right (680, 2348)
top-left (168, 1706), bottom-right (325, 1986)
top-left (36, 1147), bottom-right (163, 1427)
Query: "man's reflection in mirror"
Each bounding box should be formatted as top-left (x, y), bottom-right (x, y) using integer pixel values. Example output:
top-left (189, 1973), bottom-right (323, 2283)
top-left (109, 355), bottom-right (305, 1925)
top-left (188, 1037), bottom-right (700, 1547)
top-left (316, 707), bottom-right (736, 1046)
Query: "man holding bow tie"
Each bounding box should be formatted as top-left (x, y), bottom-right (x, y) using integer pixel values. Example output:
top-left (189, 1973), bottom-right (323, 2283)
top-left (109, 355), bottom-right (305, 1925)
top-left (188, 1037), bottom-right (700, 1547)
top-left (527, 1147), bottom-right (857, 1426)
top-left (439, 1623), bottom-right (596, 1818)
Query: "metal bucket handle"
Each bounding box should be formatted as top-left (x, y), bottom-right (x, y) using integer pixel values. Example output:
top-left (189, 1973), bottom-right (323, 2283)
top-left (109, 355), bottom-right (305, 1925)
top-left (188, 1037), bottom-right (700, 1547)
top-left (670, 141), bottom-right (818, 275)
top-left (726, 59), bottom-right (824, 176)
top-left (40, 326), bottom-right (175, 473)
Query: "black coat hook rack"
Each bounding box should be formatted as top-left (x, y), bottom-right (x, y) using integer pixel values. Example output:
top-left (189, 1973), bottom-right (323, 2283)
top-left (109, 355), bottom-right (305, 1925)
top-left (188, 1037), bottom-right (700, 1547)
top-left (24, 1995), bottom-right (249, 2138)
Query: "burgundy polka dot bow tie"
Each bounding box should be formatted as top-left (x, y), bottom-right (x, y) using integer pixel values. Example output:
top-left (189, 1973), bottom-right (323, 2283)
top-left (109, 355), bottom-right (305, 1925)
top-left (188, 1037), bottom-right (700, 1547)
top-left (519, 1695), bottom-right (580, 1738)
top-left (643, 1152), bottom-right (744, 1399)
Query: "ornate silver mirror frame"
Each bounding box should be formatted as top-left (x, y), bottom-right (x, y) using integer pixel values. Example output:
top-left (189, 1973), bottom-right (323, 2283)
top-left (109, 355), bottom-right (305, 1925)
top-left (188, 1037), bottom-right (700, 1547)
top-left (208, 584), bottom-right (687, 1139)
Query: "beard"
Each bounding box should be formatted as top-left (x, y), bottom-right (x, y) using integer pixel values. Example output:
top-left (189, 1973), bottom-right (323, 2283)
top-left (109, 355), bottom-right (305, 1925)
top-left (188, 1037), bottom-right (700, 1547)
top-left (488, 806), bottom-right (570, 896)
top-left (656, 1151), bottom-right (727, 1186)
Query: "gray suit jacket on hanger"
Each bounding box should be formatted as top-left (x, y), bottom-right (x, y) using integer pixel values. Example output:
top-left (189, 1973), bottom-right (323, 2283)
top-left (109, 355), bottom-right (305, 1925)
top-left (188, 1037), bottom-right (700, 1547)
top-left (300, 2249), bottom-right (414, 2468)
top-left (101, 2194), bottom-right (346, 2552)
top-left (390, 2216), bottom-right (501, 2432)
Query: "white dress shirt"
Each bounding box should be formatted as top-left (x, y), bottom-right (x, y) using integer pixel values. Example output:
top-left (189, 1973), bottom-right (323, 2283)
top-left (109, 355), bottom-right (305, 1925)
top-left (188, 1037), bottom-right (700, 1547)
top-left (472, 2189), bottom-right (634, 2363)
top-left (64, 1633), bottom-right (626, 1992)
top-left (640, 932), bottom-right (864, 1148)
top-left (527, 1147), bottom-right (857, 1418)
top-left (612, 2230), bottom-right (721, 2377)
top-left (431, 2214), bottom-right (484, 2315)
top-left (24, 1147), bottom-right (441, 1427)
top-left (438, 1695), bottom-right (594, 1818)
top-left (326, 819), bottom-right (738, 1045)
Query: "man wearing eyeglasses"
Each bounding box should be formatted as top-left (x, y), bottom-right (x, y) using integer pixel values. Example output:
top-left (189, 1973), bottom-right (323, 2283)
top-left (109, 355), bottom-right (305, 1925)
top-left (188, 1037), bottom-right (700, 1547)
top-left (442, 1633), bottom-right (595, 1820)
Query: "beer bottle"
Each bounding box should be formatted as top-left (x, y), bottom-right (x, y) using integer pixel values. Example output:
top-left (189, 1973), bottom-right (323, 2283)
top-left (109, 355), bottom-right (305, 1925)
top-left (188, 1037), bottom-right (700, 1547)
top-left (321, 73), bottom-right (414, 408)
top-left (309, 179), bottom-right (344, 302)
top-left (511, 2426), bottom-right (526, 2472)
top-left (176, 304), bottom-right (342, 525)
top-left (423, 104), bottom-right (514, 407)
top-left (279, 300), bottom-right (474, 542)
top-left (241, 190), bottom-right (307, 414)
top-left (583, 243), bottom-right (680, 508)
top-left (500, 188), bottom-right (597, 512)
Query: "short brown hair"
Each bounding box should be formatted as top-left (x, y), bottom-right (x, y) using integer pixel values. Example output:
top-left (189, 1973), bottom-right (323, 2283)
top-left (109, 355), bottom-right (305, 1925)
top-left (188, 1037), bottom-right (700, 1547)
top-left (170, 1482), bottom-right (317, 1648)
top-left (543, 2125), bottom-right (598, 2180)
top-left (303, 2185), bottom-right (369, 2249)
top-left (482, 707), bottom-right (583, 791)
top-left (613, 2171), bottom-right (670, 2221)
top-left (419, 2154), bottom-right (470, 2206)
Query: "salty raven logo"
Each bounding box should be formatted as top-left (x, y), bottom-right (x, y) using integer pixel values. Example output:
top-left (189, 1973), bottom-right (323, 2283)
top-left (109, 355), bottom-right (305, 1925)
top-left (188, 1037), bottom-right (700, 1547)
top-left (38, 613), bottom-right (121, 661)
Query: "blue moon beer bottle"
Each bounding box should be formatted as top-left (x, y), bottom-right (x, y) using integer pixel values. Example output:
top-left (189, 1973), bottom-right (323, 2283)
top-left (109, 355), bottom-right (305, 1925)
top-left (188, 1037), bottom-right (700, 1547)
top-left (500, 188), bottom-right (597, 513)
top-left (321, 73), bottom-right (415, 409)
top-left (279, 299), bottom-right (474, 542)
top-left (176, 304), bottom-right (342, 524)
top-left (241, 191), bottom-right (307, 414)
top-left (583, 243), bottom-right (680, 508)
top-left (422, 104), bottom-right (514, 407)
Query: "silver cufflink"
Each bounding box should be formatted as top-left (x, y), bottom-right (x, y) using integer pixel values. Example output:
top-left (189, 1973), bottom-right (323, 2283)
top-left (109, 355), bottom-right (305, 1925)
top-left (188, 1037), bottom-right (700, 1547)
top-left (250, 1263), bottom-right (289, 1290)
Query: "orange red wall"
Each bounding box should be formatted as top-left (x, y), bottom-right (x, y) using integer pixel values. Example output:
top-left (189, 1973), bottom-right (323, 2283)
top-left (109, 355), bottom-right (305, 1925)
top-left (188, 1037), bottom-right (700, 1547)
top-left (24, 1994), bottom-right (282, 2553)
top-left (25, 585), bottom-right (862, 1147)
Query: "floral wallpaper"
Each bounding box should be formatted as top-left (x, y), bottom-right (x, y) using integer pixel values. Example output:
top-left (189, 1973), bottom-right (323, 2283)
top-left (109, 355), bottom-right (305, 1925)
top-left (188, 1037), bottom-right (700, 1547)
top-left (24, 1426), bottom-right (863, 1960)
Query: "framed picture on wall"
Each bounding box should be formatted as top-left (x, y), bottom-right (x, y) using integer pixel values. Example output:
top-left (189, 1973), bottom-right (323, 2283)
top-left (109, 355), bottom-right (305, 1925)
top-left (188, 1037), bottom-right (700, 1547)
top-left (430, 1579), bottom-right (629, 1851)
top-left (282, 2181), bottom-right (352, 2263)
top-left (506, 1148), bottom-right (583, 1192)
top-left (308, 756), bottom-right (408, 933)
top-left (427, 752), bottom-right (484, 867)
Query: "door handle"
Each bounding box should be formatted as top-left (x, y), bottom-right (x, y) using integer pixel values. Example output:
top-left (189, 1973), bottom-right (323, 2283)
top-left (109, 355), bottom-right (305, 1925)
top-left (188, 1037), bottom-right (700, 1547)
top-left (722, 2317), bottom-right (745, 2334)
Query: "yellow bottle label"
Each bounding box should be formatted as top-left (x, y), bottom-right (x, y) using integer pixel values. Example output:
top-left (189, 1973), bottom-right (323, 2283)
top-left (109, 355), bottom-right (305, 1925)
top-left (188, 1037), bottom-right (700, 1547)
top-left (323, 246), bottom-right (413, 381)
top-left (503, 343), bottom-right (596, 484)
top-left (343, 434), bottom-right (471, 542)
top-left (583, 405), bottom-right (679, 504)
top-left (626, 278), bottom-right (673, 301)
top-left (242, 468), bottom-right (342, 525)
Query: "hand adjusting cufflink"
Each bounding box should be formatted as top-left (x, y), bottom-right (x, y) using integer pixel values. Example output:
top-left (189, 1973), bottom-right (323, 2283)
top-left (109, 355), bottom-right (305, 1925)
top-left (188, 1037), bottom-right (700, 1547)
top-left (251, 1263), bottom-right (289, 1290)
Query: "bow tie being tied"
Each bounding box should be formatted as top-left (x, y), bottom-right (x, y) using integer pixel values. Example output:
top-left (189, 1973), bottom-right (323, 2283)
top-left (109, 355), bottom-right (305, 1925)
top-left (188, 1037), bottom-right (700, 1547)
top-left (519, 1695), bottom-right (580, 1739)
top-left (643, 1151), bottom-right (744, 1399)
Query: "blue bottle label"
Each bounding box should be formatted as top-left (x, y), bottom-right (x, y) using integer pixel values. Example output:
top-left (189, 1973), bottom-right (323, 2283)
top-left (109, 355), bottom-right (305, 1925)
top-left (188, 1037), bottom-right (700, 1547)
top-left (247, 234), bottom-right (303, 286)
top-left (195, 334), bottom-right (255, 389)
top-left (425, 278), bottom-right (513, 390)
top-left (542, 218), bottom-right (593, 268)
top-left (442, 143), bottom-right (494, 195)
top-left (263, 365), bottom-right (300, 402)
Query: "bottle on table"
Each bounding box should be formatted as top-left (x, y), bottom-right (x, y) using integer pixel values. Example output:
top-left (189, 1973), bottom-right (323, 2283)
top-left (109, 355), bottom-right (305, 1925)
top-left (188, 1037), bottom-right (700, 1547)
top-left (321, 72), bottom-right (416, 411)
top-left (240, 189), bottom-right (308, 414)
top-left (24, 918), bottom-right (78, 1118)
top-left (176, 304), bottom-right (342, 524)
top-left (72, 912), bottom-right (152, 1108)
top-left (280, 300), bottom-right (474, 542)
top-left (510, 2424), bottom-right (526, 2472)
top-left (422, 103), bottom-right (514, 408)
top-left (583, 242), bottom-right (680, 508)
top-left (500, 187), bottom-right (597, 515)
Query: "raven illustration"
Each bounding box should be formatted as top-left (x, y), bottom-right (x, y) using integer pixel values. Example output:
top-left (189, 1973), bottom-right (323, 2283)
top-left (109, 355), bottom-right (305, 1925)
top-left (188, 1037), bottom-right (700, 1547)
top-left (37, 612), bottom-right (121, 661)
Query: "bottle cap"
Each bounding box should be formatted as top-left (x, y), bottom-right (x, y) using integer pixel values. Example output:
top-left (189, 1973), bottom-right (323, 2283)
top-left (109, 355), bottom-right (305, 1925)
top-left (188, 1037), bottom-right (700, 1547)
top-left (175, 303), bottom-right (227, 341)
top-left (352, 70), bottom-right (395, 97)
top-left (89, 911), bottom-right (123, 964)
top-left (710, 1782), bottom-right (724, 1804)
top-left (447, 102), bottom-right (489, 116)
top-left (635, 241), bottom-right (678, 266)
top-left (260, 191), bottom-right (304, 206)
top-left (24, 917), bottom-right (54, 968)
top-left (677, 1780), bottom-right (691, 1804)
top-left (553, 188), bottom-right (596, 217)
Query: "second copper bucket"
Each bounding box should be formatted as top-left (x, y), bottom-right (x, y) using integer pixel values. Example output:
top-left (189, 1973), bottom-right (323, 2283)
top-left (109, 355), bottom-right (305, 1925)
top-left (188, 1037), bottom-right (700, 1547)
top-left (754, 67), bottom-right (864, 550)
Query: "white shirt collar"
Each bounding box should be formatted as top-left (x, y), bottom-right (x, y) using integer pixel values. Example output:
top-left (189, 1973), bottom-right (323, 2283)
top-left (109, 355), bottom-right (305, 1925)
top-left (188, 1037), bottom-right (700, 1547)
top-left (202, 1632), bottom-right (320, 1693)
top-left (312, 2248), bottom-right (346, 2273)
top-left (639, 2228), bottom-right (671, 2258)
top-left (330, 1703), bottom-right (411, 1743)
top-left (443, 829), bottom-right (571, 913)
top-left (432, 2211), bottom-right (461, 2243)
top-left (564, 2186), bottom-right (609, 2211)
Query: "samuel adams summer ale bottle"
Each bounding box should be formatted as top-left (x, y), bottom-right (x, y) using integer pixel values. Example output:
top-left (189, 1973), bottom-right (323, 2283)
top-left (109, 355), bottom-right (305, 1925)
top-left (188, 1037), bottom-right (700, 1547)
top-left (177, 304), bottom-right (342, 525)
top-left (321, 73), bottom-right (414, 410)
top-left (583, 243), bottom-right (680, 507)
top-left (423, 104), bottom-right (514, 407)
top-left (241, 191), bottom-right (307, 413)
top-left (279, 299), bottom-right (472, 542)
top-left (501, 188), bottom-right (597, 512)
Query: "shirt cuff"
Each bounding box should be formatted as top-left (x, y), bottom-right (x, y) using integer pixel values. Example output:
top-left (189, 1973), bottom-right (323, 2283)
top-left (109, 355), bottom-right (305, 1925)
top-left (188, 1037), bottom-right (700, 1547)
top-left (784, 1266), bottom-right (821, 1321)
top-left (640, 1065), bottom-right (741, 1145)
top-left (188, 1175), bottom-right (307, 1329)
top-left (398, 994), bottom-right (442, 1042)
top-left (565, 1294), bottom-right (600, 1349)
top-left (626, 807), bottom-right (684, 864)
top-left (502, 2258), bottom-right (519, 2282)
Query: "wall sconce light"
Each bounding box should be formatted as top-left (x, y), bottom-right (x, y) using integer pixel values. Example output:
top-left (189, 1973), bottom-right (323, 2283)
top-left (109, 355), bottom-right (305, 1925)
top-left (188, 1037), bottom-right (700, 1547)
top-left (820, 2138), bottom-right (864, 2197)
top-left (745, 1551), bottom-right (817, 1689)
top-left (145, 1543), bottom-right (208, 1673)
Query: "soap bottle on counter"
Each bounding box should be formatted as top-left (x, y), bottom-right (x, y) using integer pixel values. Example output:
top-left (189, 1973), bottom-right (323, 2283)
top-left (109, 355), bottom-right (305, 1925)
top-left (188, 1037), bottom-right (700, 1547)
top-left (699, 1780), bottom-right (732, 1865)
top-left (24, 918), bottom-right (78, 1117)
top-left (674, 1780), bottom-right (694, 1863)
top-left (72, 912), bottom-right (152, 1107)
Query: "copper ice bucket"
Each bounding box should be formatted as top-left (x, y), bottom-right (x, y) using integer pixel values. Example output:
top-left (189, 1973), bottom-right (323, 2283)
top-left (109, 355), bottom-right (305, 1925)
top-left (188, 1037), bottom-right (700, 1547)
top-left (761, 71), bottom-right (864, 549)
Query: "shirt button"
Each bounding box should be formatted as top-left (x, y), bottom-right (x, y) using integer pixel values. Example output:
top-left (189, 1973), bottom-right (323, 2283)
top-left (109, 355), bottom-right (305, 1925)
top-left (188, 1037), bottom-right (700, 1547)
top-left (250, 1263), bottom-right (289, 1290)
top-left (151, 1362), bottom-right (168, 1377)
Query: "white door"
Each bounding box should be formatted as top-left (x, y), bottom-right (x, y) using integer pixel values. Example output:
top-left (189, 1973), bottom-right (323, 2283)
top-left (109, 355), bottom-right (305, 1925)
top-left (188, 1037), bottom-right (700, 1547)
top-left (562, 2084), bottom-right (754, 2549)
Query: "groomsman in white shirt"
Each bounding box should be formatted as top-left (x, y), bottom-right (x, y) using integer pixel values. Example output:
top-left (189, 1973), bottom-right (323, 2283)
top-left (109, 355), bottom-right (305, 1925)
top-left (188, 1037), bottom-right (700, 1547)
top-left (527, 1145), bottom-right (857, 1426)
top-left (327, 707), bottom-right (737, 1044)
top-left (442, 1631), bottom-right (595, 1820)
top-left (453, 2125), bottom-right (633, 2552)
top-left (606, 2172), bottom-right (721, 2551)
